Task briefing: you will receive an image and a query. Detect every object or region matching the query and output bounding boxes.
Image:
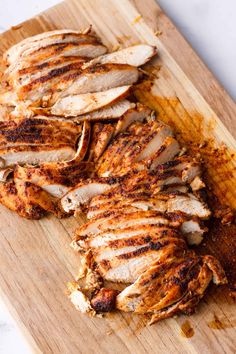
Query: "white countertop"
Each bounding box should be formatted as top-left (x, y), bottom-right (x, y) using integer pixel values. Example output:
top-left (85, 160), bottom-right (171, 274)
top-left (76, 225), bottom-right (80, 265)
top-left (0, 1), bottom-right (235, 353)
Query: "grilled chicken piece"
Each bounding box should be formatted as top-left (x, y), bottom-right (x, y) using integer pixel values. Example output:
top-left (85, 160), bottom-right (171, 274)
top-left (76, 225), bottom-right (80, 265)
top-left (9, 56), bottom-right (86, 88)
top-left (50, 86), bottom-right (131, 116)
top-left (87, 191), bottom-right (209, 245)
top-left (74, 210), bottom-right (187, 239)
top-left (87, 192), bottom-right (210, 220)
top-left (88, 123), bottom-right (115, 162)
top-left (14, 161), bottom-right (93, 198)
top-left (70, 121), bottom-right (91, 162)
top-left (0, 178), bottom-right (64, 219)
top-left (0, 180), bottom-right (45, 218)
top-left (114, 104), bottom-right (151, 135)
top-left (75, 100), bottom-right (135, 121)
top-left (68, 283), bottom-right (95, 316)
top-left (3, 29), bottom-right (97, 65)
top-left (83, 44), bottom-right (157, 69)
top-left (90, 156), bottom-right (202, 211)
top-left (5, 42), bottom-right (107, 85)
top-left (14, 178), bottom-right (64, 217)
top-left (76, 224), bottom-right (187, 283)
top-left (116, 255), bottom-right (227, 323)
top-left (0, 118), bottom-right (82, 167)
top-left (91, 288), bottom-right (119, 312)
top-left (15, 63), bottom-right (139, 106)
top-left (61, 177), bottom-right (119, 213)
top-left (97, 119), bottom-right (180, 177)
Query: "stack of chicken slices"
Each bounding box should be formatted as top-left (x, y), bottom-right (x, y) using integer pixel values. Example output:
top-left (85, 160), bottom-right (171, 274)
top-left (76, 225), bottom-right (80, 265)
top-left (0, 28), bottom-right (227, 324)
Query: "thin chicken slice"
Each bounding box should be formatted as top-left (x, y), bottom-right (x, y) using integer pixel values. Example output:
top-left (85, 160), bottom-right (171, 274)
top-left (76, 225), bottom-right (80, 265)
top-left (3, 28), bottom-right (96, 64)
top-left (83, 44), bottom-right (157, 69)
top-left (0, 117), bottom-right (82, 167)
top-left (114, 104), bottom-right (151, 135)
top-left (14, 161), bottom-right (93, 198)
top-left (0, 178), bottom-right (64, 219)
top-left (75, 100), bottom-right (135, 121)
top-left (87, 192), bottom-right (210, 220)
top-left (88, 123), bottom-right (115, 162)
top-left (17, 63), bottom-right (139, 105)
top-left (50, 86), bottom-right (131, 116)
top-left (61, 178), bottom-right (119, 212)
top-left (69, 121), bottom-right (91, 162)
top-left (116, 255), bottom-right (227, 322)
top-left (75, 210), bottom-right (186, 238)
top-left (5, 41), bottom-right (107, 81)
top-left (97, 120), bottom-right (175, 177)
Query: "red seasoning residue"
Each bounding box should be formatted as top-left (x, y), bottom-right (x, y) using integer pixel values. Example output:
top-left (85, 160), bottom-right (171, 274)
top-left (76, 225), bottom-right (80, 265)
top-left (180, 320), bottom-right (194, 338)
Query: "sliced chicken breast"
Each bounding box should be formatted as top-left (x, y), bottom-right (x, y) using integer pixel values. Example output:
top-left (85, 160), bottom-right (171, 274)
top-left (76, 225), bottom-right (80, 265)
top-left (69, 121), bottom-right (91, 162)
top-left (114, 104), bottom-right (151, 135)
top-left (116, 255), bottom-right (227, 323)
top-left (87, 192), bottom-right (210, 220)
top-left (83, 44), bottom-right (157, 69)
top-left (50, 86), bottom-right (131, 116)
top-left (14, 161), bottom-right (93, 198)
top-left (4, 29), bottom-right (96, 64)
top-left (88, 123), bottom-right (114, 162)
top-left (75, 100), bottom-right (135, 121)
top-left (61, 178), bottom-right (118, 212)
top-left (17, 63), bottom-right (139, 105)
top-left (75, 210), bottom-right (186, 238)
top-left (97, 120), bottom-right (177, 177)
top-left (5, 42), bottom-right (107, 82)
top-left (0, 117), bottom-right (82, 167)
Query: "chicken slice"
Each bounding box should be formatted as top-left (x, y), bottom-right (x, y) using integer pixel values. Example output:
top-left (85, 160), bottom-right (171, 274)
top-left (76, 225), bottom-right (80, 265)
top-left (116, 255), bottom-right (227, 322)
top-left (61, 178), bottom-right (119, 212)
top-left (50, 86), bottom-right (131, 116)
top-left (114, 104), bottom-right (151, 135)
top-left (76, 225), bottom-right (186, 283)
top-left (130, 193), bottom-right (210, 219)
top-left (14, 161), bottom-right (93, 198)
top-left (83, 44), bottom-right (157, 69)
top-left (5, 40), bottom-right (107, 82)
top-left (0, 118), bottom-right (82, 167)
top-left (88, 123), bottom-right (114, 162)
top-left (0, 117), bottom-right (81, 147)
top-left (75, 100), bottom-right (135, 121)
top-left (0, 178), bottom-right (64, 219)
top-left (69, 121), bottom-right (91, 162)
top-left (0, 145), bottom-right (78, 167)
top-left (68, 285), bottom-right (95, 316)
top-left (97, 120), bottom-right (176, 177)
top-left (77, 225), bottom-right (178, 249)
top-left (0, 180), bottom-right (45, 219)
top-left (17, 63), bottom-right (139, 106)
top-left (87, 192), bottom-right (210, 220)
top-left (3, 29), bottom-right (97, 64)
top-left (10, 56), bottom-right (86, 87)
top-left (75, 210), bottom-right (185, 238)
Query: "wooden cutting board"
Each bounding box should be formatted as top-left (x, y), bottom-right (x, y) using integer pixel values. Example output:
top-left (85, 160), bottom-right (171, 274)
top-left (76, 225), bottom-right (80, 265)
top-left (0, 1), bottom-right (235, 353)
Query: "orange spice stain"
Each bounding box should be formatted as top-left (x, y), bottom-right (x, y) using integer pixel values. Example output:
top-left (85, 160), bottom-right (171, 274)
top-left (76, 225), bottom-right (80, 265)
top-left (105, 311), bottom-right (149, 336)
top-left (132, 15), bottom-right (142, 25)
top-left (133, 80), bottom-right (236, 210)
top-left (207, 313), bottom-right (236, 330)
top-left (180, 320), bottom-right (194, 338)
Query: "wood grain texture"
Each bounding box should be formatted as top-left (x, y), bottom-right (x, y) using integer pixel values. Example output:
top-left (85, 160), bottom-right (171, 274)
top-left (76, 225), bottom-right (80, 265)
top-left (0, 1), bottom-right (235, 353)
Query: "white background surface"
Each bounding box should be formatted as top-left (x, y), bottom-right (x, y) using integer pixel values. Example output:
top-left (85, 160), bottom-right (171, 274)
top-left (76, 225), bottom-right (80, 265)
top-left (0, 1), bottom-right (235, 353)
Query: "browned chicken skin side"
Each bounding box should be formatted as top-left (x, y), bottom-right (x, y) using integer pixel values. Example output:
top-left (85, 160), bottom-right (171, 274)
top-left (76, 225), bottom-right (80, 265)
top-left (0, 28), bottom-right (229, 323)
